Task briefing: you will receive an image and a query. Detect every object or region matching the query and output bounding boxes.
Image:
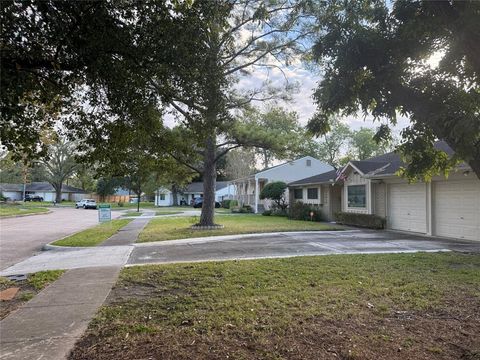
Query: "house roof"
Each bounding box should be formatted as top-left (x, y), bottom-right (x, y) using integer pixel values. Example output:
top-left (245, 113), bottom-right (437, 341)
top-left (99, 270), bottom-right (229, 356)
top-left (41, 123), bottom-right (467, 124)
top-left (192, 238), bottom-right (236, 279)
top-left (0, 183), bottom-right (24, 192)
top-left (231, 156), bottom-right (319, 181)
top-left (288, 140), bottom-right (456, 186)
top-left (184, 181), bottom-right (229, 193)
top-left (289, 169), bottom-right (339, 186)
top-left (0, 182), bottom-right (86, 193)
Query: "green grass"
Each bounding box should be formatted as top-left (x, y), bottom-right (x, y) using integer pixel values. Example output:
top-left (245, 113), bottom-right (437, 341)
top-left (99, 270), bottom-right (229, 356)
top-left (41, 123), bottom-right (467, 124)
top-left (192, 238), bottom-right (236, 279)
top-left (108, 202), bottom-right (157, 209)
top-left (27, 270), bottom-right (65, 290)
top-left (138, 214), bottom-right (341, 242)
top-left (71, 253), bottom-right (480, 360)
top-left (122, 211), bottom-right (143, 217)
top-left (52, 219), bottom-right (133, 247)
top-left (0, 205), bottom-right (49, 217)
top-left (155, 211), bottom-right (183, 216)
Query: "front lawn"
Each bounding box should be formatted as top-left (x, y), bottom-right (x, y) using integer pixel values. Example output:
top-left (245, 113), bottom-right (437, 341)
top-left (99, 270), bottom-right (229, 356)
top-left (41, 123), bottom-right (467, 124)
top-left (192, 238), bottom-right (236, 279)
top-left (121, 211), bottom-right (143, 217)
top-left (52, 219), bottom-right (133, 247)
top-left (155, 211), bottom-right (183, 216)
top-left (0, 270), bottom-right (64, 319)
top-left (138, 214), bottom-right (341, 243)
top-left (69, 252), bottom-right (480, 360)
top-left (0, 205), bottom-right (49, 217)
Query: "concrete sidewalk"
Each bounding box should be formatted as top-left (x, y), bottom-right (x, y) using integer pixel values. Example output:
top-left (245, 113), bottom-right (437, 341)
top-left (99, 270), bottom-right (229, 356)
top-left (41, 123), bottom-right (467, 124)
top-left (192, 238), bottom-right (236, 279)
top-left (0, 216), bottom-right (152, 360)
top-left (0, 266), bottom-right (120, 360)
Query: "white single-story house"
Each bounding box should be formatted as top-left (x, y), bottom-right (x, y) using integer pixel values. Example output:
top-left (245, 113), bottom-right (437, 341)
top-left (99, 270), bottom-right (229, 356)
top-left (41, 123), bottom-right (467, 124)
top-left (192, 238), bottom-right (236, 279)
top-left (0, 182), bottom-right (87, 202)
top-left (155, 181), bottom-right (235, 206)
top-left (231, 156), bottom-right (334, 213)
top-left (288, 141), bottom-right (480, 241)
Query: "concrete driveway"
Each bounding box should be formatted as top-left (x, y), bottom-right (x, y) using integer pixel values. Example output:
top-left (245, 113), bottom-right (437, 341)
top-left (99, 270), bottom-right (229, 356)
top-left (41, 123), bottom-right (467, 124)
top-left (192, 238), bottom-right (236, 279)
top-left (0, 207), bottom-right (121, 270)
top-left (129, 230), bottom-right (480, 265)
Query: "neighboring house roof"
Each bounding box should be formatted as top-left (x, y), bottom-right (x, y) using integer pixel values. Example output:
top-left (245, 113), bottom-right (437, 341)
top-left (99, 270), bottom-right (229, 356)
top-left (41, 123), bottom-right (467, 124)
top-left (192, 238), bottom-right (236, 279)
top-left (0, 183), bottom-right (24, 192)
top-left (289, 169), bottom-right (339, 186)
top-left (232, 156), bottom-right (320, 181)
top-left (184, 181), bottom-right (229, 193)
top-left (0, 182), bottom-right (86, 193)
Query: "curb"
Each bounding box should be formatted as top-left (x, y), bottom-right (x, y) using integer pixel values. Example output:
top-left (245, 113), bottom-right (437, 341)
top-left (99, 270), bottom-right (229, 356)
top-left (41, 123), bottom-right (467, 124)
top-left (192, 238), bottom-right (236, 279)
top-left (0, 209), bottom-right (52, 219)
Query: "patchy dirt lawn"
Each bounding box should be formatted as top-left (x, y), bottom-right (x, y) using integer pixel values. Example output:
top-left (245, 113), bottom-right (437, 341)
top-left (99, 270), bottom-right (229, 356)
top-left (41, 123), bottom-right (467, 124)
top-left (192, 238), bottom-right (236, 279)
top-left (0, 270), bottom-right (64, 319)
top-left (69, 253), bottom-right (480, 360)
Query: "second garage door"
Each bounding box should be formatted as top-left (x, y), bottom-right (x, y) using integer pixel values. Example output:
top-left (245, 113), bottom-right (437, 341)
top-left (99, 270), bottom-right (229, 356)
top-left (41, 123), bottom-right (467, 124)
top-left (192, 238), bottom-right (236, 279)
top-left (433, 180), bottom-right (480, 241)
top-left (388, 183), bottom-right (427, 233)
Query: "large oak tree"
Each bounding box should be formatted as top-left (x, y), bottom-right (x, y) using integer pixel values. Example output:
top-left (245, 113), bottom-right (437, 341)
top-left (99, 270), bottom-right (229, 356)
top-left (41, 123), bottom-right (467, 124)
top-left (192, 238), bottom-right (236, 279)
top-left (308, 0), bottom-right (480, 180)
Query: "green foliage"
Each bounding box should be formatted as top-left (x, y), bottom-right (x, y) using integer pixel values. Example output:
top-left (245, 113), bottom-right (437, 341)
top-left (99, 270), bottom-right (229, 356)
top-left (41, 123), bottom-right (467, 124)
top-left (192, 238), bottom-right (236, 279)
top-left (221, 199), bottom-right (232, 208)
top-left (228, 200), bottom-right (238, 209)
top-left (306, 118), bottom-right (352, 168)
top-left (310, 0), bottom-right (480, 179)
top-left (260, 181), bottom-right (288, 211)
top-left (288, 201), bottom-right (325, 222)
top-left (335, 212), bottom-right (385, 230)
top-left (259, 182), bottom-right (287, 200)
top-left (28, 270), bottom-right (65, 291)
top-left (350, 127), bottom-right (392, 160)
top-left (262, 210), bottom-right (272, 216)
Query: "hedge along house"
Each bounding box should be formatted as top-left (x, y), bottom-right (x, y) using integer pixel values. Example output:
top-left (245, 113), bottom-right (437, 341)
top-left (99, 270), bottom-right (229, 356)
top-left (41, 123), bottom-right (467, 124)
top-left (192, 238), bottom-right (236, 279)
top-left (288, 141), bottom-right (480, 241)
top-left (230, 156), bottom-right (333, 213)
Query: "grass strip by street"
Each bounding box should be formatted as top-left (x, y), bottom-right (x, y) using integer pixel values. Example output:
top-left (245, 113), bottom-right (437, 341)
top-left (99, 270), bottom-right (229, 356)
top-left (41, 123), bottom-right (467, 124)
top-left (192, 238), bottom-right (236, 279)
top-left (138, 214), bottom-right (341, 243)
top-left (69, 252), bottom-right (480, 360)
top-left (0, 270), bottom-right (65, 320)
top-left (121, 211), bottom-right (143, 217)
top-left (0, 205), bottom-right (49, 217)
top-left (155, 211), bottom-right (183, 216)
top-left (52, 219), bottom-right (133, 247)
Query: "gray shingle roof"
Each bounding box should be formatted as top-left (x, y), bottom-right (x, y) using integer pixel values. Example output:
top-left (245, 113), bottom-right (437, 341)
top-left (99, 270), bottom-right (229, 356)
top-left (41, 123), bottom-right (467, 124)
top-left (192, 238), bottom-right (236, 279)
top-left (288, 140), bottom-right (455, 185)
top-left (289, 169), bottom-right (338, 186)
top-left (185, 181), bottom-right (229, 193)
top-left (0, 182), bottom-right (86, 193)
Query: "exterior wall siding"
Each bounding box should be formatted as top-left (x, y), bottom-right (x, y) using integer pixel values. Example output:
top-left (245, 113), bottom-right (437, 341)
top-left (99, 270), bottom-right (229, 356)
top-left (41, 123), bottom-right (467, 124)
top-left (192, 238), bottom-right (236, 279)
top-left (374, 183), bottom-right (386, 217)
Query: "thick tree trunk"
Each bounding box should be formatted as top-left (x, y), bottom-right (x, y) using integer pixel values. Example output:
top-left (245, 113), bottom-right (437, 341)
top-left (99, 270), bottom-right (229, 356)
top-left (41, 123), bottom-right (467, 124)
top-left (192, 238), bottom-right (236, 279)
top-left (54, 183), bottom-right (62, 203)
top-left (171, 184), bottom-right (178, 206)
top-left (199, 135), bottom-right (217, 226)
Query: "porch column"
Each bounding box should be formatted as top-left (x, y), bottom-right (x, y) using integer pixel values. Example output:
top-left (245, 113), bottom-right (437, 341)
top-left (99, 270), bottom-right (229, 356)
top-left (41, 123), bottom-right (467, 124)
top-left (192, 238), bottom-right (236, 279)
top-left (254, 177), bottom-right (259, 213)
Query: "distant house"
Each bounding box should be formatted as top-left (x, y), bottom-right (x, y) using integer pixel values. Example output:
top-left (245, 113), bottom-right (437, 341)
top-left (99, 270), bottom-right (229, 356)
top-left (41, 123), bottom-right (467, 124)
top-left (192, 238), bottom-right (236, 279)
top-left (289, 141), bottom-right (480, 241)
top-left (230, 156), bottom-right (334, 213)
top-left (0, 182), bottom-right (87, 202)
top-left (155, 181), bottom-right (235, 207)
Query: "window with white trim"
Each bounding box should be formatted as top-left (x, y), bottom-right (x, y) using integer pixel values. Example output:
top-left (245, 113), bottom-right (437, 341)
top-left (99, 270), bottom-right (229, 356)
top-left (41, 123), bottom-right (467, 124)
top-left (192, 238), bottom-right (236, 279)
top-left (306, 159), bottom-right (312, 167)
top-left (293, 188), bottom-right (303, 200)
top-left (160, 194), bottom-right (166, 200)
top-left (307, 188), bottom-right (318, 199)
top-left (347, 185), bottom-right (366, 208)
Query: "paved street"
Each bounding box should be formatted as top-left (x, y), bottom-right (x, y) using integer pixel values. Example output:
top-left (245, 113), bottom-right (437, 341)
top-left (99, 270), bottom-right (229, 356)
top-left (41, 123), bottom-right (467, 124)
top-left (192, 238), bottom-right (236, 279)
top-left (0, 208), bottom-right (121, 270)
top-left (129, 230), bottom-right (480, 265)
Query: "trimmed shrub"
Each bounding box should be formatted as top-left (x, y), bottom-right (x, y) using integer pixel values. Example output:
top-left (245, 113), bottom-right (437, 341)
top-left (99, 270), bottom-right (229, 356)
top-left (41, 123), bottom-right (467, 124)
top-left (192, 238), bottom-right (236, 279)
top-left (334, 212), bottom-right (385, 229)
top-left (260, 182), bottom-right (288, 211)
top-left (262, 210), bottom-right (272, 216)
top-left (229, 200), bottom-right (239, 209)
top-left (231, 205), bottom-right (253, 214)
top-left (288, 201), bottom-right (324, 222)
top-left (117, 202), bottom-right (124, 207)
top-left (222, 199), bottom-right (232, 208)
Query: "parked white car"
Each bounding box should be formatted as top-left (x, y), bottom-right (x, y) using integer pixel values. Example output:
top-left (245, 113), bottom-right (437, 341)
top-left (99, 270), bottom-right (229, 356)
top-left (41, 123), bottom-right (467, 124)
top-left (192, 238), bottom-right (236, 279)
top-left (75, 199), bottom-right (97, 209)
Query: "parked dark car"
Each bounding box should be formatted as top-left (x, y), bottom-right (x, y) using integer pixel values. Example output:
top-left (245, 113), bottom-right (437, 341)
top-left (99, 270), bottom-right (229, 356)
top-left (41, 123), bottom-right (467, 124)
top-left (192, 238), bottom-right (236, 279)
top-left (24, 195), bottom-right (44, 202)
top-left (192, 198), bottom-right (221, 208)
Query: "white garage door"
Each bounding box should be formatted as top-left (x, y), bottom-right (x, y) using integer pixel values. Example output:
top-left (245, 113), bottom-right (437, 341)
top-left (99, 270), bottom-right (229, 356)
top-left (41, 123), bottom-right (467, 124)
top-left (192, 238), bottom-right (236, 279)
top-left (433, 180), bottom-right (480, 241)
top-left (388, 183), bottom-right (427, 233)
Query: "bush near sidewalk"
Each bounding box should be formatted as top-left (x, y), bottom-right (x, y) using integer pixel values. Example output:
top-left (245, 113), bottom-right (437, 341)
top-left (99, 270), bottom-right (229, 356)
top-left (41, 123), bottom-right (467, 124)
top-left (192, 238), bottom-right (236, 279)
top-left (335, 212), bottom-right (386, 229)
